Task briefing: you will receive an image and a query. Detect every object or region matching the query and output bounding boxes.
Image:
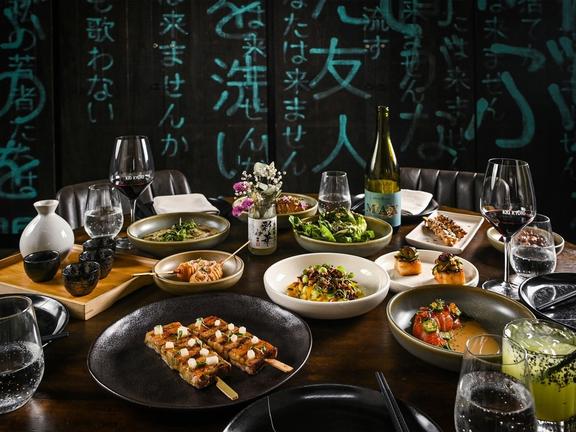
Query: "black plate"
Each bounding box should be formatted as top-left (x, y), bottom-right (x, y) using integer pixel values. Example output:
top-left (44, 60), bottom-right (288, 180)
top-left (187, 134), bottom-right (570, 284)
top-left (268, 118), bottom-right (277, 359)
top-left (87, 293), bottom-right (312, 409)
top-left (350, 194), bottom-right (439, 224)
top-left (519, 273), bottom-right (576, 331)
top-left (224, 384), bottom-right (442, 432)
top-left (0, 293), bottom-right (69, 346)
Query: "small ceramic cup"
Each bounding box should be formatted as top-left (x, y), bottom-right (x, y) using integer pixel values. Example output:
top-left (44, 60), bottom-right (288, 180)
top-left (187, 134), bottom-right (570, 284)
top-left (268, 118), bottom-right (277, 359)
top-left (82, 237), bottom-right (116, 254)
top-left (62, 262), bottom-right (100, 297)
top-left (79, 248), bottom-right (114, 279)
top-left (22, 250), bottom-right (61, 283)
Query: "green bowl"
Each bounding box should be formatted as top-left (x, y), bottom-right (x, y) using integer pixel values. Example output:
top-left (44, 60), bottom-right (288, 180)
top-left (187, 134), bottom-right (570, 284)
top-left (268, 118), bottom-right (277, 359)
top-left (127, 212), bottom-right (230, 258)
top-left (386, 285), bottom-right (536, 371)
top-left (153, 250), bottom-right (244, 295)
top-left (292, 215), bottom-right (392, 257)
top-left (234, 193), bottom-right (318, 229)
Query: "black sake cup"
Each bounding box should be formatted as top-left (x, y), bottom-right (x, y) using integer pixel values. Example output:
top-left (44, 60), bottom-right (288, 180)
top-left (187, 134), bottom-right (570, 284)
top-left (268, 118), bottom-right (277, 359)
top-left (79, 248), bottom-right (114, 279)
top-left (62, 261), bottom-right (100, 297)
top-left (23, 250), bottom-right (61, 283)
top-left (82, 237), bottom-right (116, 254)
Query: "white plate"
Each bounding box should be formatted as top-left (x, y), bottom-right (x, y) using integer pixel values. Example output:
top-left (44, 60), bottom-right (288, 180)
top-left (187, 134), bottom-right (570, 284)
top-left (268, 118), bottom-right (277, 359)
top-left (374, 249), bottom-right (479, 292)
top-left (405, 210), bottom-right (484, 254)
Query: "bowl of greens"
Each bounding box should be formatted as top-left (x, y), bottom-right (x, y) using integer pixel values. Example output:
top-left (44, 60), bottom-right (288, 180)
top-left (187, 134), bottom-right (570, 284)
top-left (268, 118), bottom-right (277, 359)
top-left (127, 212), bottom-right (230, 257)
top-left (289, 209), bottom-right (392, 257)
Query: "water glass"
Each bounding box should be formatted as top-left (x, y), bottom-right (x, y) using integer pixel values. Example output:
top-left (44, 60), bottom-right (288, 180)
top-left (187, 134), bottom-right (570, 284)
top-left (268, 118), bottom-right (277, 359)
top-left (0, 296), bottom-right (45, 414)
top-left (83, 183), bottom-right (124, 239)
top-left (511, 214), bottom-right (556, 281)
top-left (454, 334), bottom-right (537, 432)
top-left (318, 171), bottom-right (351, 214)
top-left (504, 319), bottom-right (576, 431)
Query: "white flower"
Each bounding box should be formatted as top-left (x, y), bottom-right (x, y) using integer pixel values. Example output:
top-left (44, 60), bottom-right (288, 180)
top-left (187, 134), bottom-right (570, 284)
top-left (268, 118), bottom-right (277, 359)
top-left (253, 162), bottom-right (269, 177)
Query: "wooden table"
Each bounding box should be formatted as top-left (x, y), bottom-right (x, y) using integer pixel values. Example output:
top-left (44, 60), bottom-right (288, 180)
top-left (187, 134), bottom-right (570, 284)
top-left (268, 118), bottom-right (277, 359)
top-left (3, 208), bottom-right (575, 432)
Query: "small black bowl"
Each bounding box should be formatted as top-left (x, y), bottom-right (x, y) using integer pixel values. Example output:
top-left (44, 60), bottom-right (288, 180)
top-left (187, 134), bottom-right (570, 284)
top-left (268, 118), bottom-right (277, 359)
top-left (79, 248), bottom-right (114, 279)
top-left (62, 262), bottom-right (100, 297)
top-left (23, 250), bottom-right (61, 283)
top-left (82, 237), bottom-right (116, 254)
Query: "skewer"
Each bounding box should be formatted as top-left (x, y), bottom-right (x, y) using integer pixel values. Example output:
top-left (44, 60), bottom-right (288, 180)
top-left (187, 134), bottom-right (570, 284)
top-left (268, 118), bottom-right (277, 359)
top-left (264, 358), bottom-right (293, 373)
top-left (215, 376), bottom-right (239, 400)
top-left (220, 240), bottom-right (250, 265)
top-left (132, 271), bottom-right (174, 277)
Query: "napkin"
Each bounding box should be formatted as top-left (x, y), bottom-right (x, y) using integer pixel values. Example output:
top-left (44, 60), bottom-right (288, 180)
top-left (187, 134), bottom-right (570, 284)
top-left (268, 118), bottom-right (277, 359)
top-left (401, 189), bottom-right (433, 215)
top-left (153, 193), bottom-right (220, 215)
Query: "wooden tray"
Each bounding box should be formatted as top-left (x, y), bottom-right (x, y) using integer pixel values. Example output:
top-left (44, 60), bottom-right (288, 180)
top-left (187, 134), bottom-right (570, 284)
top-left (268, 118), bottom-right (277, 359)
top-left (0, 245), bottom-right (157, 320)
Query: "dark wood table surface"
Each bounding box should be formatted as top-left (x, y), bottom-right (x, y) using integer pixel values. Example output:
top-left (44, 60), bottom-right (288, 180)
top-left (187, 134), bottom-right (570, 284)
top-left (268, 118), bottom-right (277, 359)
top-left (3, 208), bottom-right (576, 432)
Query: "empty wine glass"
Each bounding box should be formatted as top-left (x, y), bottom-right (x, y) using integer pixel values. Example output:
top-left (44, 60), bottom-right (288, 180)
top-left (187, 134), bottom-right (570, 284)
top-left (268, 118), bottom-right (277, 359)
top-left (480, 158), bottom-right (536, 298)
top-left (454, 334), bottom-right (537, 432)
top-left (109, 136), bottom-right (154, 249)
top-left (83, 183), bottom-right (124, 240)
top-left (510, 214), bottom-right (556, 283)
top-left (318, 171), bottom-right (351, 214)
top-left (0, 296), bottom-right (45, 414)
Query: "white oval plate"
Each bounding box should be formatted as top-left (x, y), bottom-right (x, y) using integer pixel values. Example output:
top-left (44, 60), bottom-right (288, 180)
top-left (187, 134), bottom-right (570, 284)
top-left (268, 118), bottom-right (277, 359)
top-left (374, 249), bottom-right (479, 292)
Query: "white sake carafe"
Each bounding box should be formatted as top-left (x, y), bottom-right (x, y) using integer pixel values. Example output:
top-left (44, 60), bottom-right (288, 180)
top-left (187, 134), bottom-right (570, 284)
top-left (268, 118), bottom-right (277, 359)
top-left (19, 200), bottom-right (74, 259)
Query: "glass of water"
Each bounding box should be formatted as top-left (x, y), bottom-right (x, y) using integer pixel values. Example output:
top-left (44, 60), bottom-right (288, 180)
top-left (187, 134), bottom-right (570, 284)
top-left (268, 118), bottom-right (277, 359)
top-left (510, 214), bottom-right (556, 281)
top-left (318, 171), bottom-right (351, 214)
top-left (0, 296), bottom-right (45, 414)
top-left (454, 334), bottom-right (537, 432)
top-left (83, 183), bottom-right (124, 239)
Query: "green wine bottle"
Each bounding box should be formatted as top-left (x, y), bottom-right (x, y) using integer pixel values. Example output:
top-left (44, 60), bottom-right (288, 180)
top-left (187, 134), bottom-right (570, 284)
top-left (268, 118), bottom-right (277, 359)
top-left (364, 106), bottom-right (401, 229)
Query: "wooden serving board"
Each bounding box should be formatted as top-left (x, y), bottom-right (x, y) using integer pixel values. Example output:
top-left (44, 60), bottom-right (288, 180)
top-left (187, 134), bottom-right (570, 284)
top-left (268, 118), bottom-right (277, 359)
top-left (0, 245), bottom-right (157, 320)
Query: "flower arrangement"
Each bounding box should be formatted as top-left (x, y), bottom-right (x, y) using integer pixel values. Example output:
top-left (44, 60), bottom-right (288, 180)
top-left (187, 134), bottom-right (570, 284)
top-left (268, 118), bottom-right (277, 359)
top-left (232, 162), bottom-right (284, 218)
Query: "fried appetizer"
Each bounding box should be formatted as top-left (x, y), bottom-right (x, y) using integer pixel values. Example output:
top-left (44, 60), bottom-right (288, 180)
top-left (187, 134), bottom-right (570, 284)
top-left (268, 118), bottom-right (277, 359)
top-left (423, 214), bottom-right (467, 246)
top-left (175, 259), bottom-right (224, 283)
top-left (190, 316), bottom-right (278, 375)
top-left (394, 246), bottom-right (422, 276)
top-left (432, 253), bottom-right (466, 284)
top-left (144, 322), bottom-right (231, 389)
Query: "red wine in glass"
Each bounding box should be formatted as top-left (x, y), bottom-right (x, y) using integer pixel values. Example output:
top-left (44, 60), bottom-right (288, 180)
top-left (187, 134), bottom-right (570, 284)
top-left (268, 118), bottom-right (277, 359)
top-left (109, 136), bottom-right (154, 249)
top-left (480, 158), bottom-right (536, 298)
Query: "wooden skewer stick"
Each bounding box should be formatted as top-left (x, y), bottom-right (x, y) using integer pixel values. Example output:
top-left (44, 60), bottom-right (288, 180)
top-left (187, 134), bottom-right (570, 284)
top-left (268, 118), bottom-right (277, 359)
top-left (264, 358), bottom-right (293, 373)
top-left (220, 240), bottom-right (250, 265)
top-left (132, 271), bottom-right (174, 277)
top-left (215, 376), bottom-right (239, 400)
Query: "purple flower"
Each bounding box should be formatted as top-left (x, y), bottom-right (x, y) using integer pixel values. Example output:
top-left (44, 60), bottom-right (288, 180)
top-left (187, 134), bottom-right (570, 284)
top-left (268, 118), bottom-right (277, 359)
top-left (233, 181), bottom-right (249, 193)
top-left (232, 197), bottom-right (254, 217)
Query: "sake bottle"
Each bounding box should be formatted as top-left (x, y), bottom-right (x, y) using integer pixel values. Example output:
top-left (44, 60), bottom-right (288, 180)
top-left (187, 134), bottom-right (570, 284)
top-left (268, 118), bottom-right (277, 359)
top-left (364, 106), bottom-right (401, 229)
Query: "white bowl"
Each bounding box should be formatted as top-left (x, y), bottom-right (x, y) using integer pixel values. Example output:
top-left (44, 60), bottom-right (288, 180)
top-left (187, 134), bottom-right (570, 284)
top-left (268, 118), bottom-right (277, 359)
top-left (263, 253), bottom-right (390, 319)
top-left (486, 227), bottom-right (565, 255)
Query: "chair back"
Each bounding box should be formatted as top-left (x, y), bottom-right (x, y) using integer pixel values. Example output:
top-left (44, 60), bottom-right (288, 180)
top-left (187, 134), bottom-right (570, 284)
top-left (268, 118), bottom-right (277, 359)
top-left (55, 169), bottom-right (192, 229)
top-left (400, 167), bottom-right (484, 212)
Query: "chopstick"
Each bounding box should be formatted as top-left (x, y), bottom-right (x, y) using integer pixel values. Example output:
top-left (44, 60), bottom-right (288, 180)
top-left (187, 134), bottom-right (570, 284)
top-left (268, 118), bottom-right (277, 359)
top-left (41, 331), bottom-right (70, 344)
top-left (537, 290), bottom-right (576, 311)
top-left (375, 371), bottom-right (410, 432)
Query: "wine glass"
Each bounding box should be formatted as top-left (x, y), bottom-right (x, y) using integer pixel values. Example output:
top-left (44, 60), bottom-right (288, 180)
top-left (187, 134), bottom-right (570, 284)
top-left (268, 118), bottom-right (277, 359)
top-left (83, 183), bottom-right (124, 240)
top-left (0, 296), bottom-right (44, 414)
top-left (109, 135), bottom-right (154, 249)
top-left (480, 158), bottom-right (536, 298)
top-left (454, 334), bottom-right (537, 432)
top-left (318, 171), bottom-right (351, 214)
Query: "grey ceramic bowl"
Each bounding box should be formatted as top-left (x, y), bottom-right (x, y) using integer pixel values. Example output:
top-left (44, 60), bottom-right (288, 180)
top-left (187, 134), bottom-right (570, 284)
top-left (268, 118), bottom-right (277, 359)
top-left (486, 227), bottom-right (565, 255)
top-left (153, 250), bottom-right (244, 295)
top-left (386, 285), bottom-right (536, 371)
top-left (127, 213), bottom-right (230, 258)
top-left (234, 193), bottom-right (318, 229)
top-left (292, 215), bottom-right (392, 257)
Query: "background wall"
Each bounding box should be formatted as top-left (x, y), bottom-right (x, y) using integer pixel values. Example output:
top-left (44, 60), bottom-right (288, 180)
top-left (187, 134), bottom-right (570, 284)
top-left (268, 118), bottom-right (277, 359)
top-left (1, 0), bottom-right (575, 247)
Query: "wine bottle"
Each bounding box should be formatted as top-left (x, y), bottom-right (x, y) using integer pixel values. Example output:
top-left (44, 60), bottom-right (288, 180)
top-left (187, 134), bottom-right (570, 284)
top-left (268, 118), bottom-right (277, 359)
top-left (364, 106), bottom-right (401, 229)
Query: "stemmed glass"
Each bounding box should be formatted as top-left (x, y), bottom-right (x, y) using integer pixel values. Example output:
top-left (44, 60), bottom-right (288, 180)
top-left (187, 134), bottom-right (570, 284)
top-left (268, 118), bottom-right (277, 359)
top-left (83, 183), bottom-right (124, 240)
top-left (318, 171), bottom-right (351, 214)
top-left (454, 334), bottom-right (537, 432)
top-left (109, 136), bottom-right (154, 249)
top-left (480, 158), bottom-right (536, 298)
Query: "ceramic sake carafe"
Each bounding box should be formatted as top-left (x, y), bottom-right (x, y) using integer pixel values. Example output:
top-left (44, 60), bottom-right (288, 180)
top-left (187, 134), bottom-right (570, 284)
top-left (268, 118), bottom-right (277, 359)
top-left (19, 200), bottom-right (74, 259)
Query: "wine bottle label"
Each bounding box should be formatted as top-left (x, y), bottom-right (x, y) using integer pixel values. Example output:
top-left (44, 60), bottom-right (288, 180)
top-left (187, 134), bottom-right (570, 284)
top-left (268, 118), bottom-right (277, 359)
top-left (364, 190), bottom-right (401, 227)
top-left (248, 216), bottom-right (277, 249)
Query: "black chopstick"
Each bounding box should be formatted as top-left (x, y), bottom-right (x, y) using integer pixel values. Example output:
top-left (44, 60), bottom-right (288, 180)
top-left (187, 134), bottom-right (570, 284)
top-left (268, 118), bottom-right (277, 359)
top-left (375, 371), bottom-right (410, 432)
top-left (41, 331), bottom-right (70, 344)
top-left (537, 290), bottom-right (576, 311)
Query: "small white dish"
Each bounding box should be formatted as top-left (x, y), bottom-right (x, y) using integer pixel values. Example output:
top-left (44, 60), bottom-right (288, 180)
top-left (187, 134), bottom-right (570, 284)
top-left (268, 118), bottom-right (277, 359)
top-left (486, 227), bottom-right (565, 255)
top-left (405, 210), bottom-right (484, 254)
top-left (374, 249), bottom-right (479, 292)
top-left (263, 253), bottom-right (390, 320)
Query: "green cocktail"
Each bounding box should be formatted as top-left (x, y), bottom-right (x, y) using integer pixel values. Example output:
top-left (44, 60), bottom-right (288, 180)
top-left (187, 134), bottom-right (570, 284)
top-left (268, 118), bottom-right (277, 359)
top-left (504, 319), bottom-right (576, 428)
